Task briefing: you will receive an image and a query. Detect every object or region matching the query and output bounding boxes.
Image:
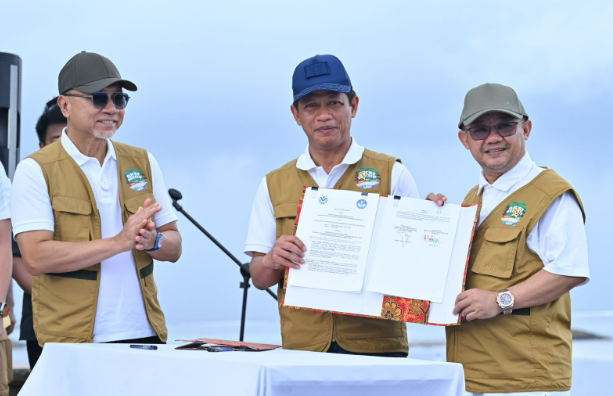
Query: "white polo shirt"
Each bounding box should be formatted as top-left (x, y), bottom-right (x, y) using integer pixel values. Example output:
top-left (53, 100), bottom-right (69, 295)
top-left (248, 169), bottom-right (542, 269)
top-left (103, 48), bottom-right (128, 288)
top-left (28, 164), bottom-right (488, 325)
top-left (244, 138), bottom-right (420, 256)
top-left (11, 129), bottom-right (178, 342)
top-left (0, 166), bottom-right (10, 221)
top-left (477, 152), bottom-right (589, 283)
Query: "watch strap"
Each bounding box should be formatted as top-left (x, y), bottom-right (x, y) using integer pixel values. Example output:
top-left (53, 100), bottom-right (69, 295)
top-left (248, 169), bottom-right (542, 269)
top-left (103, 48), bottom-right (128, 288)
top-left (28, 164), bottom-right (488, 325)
top-left (0, 303), bottom-right (9, 318)
top-left (145, 231), bottom-right (162, 252)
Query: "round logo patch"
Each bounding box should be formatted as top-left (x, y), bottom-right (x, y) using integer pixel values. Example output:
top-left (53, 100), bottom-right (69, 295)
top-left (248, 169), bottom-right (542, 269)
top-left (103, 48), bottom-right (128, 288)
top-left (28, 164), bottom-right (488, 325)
top-left (124, 168), bottom-right (148, 191)
top-left (355, 167), bottom-right (381, 189)
top-left (501, 202), bottom-right (527, 226)
top-left (356, 199), bottom-right (368, 209)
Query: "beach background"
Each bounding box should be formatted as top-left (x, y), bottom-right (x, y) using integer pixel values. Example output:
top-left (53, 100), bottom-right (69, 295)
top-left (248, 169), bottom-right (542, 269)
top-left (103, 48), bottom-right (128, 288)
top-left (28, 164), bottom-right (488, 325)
top-left (3, 0), bottom-right (612, 393)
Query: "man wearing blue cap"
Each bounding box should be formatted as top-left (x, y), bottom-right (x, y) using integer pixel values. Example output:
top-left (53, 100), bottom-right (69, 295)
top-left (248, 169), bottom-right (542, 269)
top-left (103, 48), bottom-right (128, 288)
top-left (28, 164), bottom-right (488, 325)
top-left (244, 55), bottom-right (427, 356)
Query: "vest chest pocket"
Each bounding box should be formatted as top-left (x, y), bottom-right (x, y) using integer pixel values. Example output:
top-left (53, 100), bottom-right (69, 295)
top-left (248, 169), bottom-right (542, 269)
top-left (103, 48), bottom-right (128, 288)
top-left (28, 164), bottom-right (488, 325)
top-left (51, 195), bottom-right (92, 242)
top-left (273, 201), bottom-right (300, 239)
top-left (124, 194), bottom-right (156, 215)
top-left (471, 227), bottom-right (523, 279)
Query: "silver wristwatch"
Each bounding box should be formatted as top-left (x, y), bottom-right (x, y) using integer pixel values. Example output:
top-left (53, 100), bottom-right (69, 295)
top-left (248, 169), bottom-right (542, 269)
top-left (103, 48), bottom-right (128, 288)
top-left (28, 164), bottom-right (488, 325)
top-left (496, 289), bottom-right (515, 315)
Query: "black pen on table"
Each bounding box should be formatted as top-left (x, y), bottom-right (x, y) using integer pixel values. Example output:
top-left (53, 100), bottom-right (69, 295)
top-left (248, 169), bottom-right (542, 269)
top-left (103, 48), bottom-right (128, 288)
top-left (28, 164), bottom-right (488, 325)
top-left (130, 344), bottom-right (158, 350)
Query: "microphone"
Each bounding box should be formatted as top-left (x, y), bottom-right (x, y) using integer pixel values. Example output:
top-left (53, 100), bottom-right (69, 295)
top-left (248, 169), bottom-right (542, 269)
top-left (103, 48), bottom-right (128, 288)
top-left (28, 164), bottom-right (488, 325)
top-left (169, 188), bottom-right (182, 201)
top-left (168, 188), bottom-right (183, 211)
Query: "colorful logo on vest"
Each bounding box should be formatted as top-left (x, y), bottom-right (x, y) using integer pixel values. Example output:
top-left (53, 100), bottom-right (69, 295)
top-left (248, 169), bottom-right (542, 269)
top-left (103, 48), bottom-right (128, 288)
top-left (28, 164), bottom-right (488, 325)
top-left (355, 167), bottom-right (381, 189)
top-left (124, 168), bottom-right (148, 191)
top-left (319, 196), bottom-right (328, 204)
top-left (356, 199), bottom-right (368, 209)
top-left (501, 201), bottom-right (527, 226)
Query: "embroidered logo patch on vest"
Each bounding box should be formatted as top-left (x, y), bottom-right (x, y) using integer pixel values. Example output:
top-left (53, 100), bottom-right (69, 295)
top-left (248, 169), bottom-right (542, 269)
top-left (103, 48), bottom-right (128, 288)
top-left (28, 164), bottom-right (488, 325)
top-left (124, 168), bottom-right (148, 191)
top-left (501, 201), bottom-right (527, 226)
top-left (355, 167), bottom-right (381, 189)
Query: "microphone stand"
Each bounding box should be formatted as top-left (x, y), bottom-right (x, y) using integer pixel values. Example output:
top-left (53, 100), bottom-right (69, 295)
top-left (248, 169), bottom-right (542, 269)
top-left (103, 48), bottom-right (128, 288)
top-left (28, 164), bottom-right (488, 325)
top-left (168, 188), bottom-right (277, 342)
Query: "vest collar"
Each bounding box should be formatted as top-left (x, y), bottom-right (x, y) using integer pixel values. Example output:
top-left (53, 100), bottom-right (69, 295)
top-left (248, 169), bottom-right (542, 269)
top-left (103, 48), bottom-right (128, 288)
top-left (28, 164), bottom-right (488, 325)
top-left (478, 151), bottom-right (535, 194)
top-left (296, 137), bottom-right (364, 171)
top-left (61, 127), bottom-right (117, 166)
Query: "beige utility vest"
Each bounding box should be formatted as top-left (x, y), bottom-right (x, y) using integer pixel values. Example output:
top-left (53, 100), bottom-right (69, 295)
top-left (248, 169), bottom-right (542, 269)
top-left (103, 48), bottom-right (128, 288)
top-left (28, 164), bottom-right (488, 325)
top-left (446, 169), bottom-right (585, 393)
top-left (29, 139), bottom-right (168, 346)
top-left (267, 148), bottom-right (408, 353)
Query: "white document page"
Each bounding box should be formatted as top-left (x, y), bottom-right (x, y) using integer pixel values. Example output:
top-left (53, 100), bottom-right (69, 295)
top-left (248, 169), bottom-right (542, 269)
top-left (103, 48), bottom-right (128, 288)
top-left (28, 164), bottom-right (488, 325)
top-left (367, 197), bottom-right (461, 302)
top-left (287, 187), bottom-right (379, 293)
top-left (284, 198), bottom-right (389, 316)
top-left (427, 204), bottom-right (479, 325)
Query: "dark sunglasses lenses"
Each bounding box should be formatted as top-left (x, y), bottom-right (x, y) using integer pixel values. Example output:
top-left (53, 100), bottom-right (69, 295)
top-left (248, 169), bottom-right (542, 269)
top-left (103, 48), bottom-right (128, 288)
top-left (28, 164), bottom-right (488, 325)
top-left (468, 122), bottom-right (518, 141)
top-left (92, 93), bottom-right (129, 109)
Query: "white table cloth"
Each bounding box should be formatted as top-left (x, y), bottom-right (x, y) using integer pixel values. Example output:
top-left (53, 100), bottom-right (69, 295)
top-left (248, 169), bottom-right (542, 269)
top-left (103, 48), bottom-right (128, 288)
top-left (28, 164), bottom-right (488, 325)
top-left (20, 343), bottom-right (465, 396)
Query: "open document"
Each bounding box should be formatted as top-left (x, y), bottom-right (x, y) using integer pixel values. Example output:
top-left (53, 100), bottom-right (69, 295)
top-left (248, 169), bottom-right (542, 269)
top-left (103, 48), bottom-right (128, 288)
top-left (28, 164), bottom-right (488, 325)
top-left (283, 187), bottom-right (479, 325)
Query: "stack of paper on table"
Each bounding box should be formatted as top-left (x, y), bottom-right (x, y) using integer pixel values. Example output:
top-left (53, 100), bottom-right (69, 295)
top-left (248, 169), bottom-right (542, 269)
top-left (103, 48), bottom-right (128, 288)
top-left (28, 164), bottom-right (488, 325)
top-left (175, 339), bottom-right (281, 351)
top-left (281, 187), bottom-right (479, 326)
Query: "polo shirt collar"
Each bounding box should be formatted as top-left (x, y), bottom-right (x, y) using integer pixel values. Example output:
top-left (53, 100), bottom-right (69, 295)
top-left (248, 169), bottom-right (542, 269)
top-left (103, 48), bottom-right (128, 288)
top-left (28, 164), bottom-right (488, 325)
top-left (296, 138), bottom-right (364, 171)
top-left (61, 127), bottom-right (117, 167)
top-left (478, 151), bottom-right (534, 194)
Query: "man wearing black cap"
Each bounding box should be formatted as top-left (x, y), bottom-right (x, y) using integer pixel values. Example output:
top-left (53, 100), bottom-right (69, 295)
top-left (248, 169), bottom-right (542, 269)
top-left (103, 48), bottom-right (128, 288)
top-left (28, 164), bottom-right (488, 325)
top-left (11, 52), bottom-right (182, 346)
top-left (245, 55), bottom-right (440, 356)
top-left (447, 83), bottom-right (589, 394)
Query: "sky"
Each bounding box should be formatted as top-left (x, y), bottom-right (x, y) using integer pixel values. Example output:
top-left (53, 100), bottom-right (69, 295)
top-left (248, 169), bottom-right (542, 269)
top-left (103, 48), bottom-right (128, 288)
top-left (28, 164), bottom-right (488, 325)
top-left (1, 0), bottom-right (612, 330)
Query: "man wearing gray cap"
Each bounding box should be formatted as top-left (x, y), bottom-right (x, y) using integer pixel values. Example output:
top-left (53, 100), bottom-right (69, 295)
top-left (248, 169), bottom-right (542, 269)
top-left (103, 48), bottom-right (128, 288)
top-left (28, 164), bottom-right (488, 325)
top-left (245, 54), bottom-right (442, 356)
top-left (11, 51), bottom-right (182, 346)
top-left (447, 83), bottom-right (590, 394)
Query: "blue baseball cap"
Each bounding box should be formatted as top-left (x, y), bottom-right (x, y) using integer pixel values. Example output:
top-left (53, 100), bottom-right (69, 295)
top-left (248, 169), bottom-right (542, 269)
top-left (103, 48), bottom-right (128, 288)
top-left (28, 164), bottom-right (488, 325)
top-left (292, 55), bottom-right (352, 102)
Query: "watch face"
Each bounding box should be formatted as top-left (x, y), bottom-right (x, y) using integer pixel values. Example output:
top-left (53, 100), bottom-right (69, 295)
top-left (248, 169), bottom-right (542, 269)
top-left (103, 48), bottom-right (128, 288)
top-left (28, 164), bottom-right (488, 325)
top-left (157, 233), bottom-right (163, 249)
top-left (0, 303), bottom-right (8, 318)
top-left (499, 293), bottom-right (513, 306)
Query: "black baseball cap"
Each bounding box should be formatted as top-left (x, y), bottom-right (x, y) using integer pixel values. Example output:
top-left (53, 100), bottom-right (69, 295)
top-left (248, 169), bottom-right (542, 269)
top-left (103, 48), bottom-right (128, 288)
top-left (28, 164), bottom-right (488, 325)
top-left (58, 51), bottom-right (137, 95)
top-left (292, 55), bottom-right (352, 102)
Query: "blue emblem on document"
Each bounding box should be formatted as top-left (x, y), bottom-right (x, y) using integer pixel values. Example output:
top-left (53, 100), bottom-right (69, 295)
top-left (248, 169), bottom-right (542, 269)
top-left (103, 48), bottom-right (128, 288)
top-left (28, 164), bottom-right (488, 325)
top-left (356, 199), bottom-right (368, 209)
top-left (319, 196), bottom-right (328, 205)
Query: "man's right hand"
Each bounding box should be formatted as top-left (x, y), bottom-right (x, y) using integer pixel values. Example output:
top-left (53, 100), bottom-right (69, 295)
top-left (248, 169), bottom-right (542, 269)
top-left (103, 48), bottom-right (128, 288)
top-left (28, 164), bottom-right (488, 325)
top-left (262, 235), bottom-right (307, 270)
top-left (115, 198), bottom-right (162, 252)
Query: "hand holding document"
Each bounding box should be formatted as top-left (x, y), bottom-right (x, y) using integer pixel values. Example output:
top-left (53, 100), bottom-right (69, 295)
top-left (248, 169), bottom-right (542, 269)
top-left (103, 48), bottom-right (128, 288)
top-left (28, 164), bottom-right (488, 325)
top-left (284, 187), bottom-right (479, 326)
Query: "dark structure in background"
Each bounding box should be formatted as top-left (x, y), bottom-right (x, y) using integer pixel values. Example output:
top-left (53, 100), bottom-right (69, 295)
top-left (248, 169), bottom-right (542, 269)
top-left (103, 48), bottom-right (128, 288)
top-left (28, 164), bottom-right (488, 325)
top-left (0, 52), bottom-right (25, 396)
top-left (0, 52), bottom-right (21, 178)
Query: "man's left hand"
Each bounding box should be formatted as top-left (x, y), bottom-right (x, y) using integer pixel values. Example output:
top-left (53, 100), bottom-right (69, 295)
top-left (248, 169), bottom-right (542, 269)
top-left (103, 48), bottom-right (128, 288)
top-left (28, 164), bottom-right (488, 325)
top-left (453, 288), bottom-right (502, 321)
top-left (135, 221), bottom-right (157, 250)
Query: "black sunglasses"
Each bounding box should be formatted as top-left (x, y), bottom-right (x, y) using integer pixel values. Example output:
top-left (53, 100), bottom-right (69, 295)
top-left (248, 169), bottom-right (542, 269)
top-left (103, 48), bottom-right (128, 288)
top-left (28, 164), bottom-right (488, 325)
top-left (64, 92), bottom-right (130, 110)
top-left (464, 121), bottom-right (523, 141)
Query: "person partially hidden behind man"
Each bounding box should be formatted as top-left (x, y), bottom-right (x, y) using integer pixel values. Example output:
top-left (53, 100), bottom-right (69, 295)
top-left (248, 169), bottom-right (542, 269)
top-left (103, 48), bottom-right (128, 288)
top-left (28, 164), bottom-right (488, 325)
top-left (11, 51), bottom-right (182, 347)
top-left (245, 54), bottom-right (443, 357)
top-left (447, 83), bottom-right (589, 395)
top-left (11, 97), bottom-right (65, 368)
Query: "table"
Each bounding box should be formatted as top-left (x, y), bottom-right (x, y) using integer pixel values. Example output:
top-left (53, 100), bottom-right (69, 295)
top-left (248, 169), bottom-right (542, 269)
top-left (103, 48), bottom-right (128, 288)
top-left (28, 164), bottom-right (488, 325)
top-left (19, 343), bottom-right (465, 396)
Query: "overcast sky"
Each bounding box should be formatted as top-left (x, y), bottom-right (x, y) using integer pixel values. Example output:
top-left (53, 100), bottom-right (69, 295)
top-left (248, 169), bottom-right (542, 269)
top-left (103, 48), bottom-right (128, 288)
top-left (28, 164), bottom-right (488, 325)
top-left (2, 1), bottom-right (611, 329)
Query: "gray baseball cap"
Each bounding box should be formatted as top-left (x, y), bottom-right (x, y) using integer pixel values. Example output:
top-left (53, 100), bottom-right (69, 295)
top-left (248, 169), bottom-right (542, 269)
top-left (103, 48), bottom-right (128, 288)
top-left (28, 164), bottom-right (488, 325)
top-left (458, 83), bottom-right (528, 129)
top-left (58, 51), bottom-right (137, 95)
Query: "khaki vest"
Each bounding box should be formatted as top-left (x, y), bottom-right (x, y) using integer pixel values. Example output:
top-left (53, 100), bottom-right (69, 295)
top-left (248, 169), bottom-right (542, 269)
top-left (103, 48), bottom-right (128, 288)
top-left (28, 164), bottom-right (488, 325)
top-left (446, 169), bottom-right (585, 393)
top-left (29, 138), bottom-right (168, 346)
top-left (267, 148), bottom-right (408, 353)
